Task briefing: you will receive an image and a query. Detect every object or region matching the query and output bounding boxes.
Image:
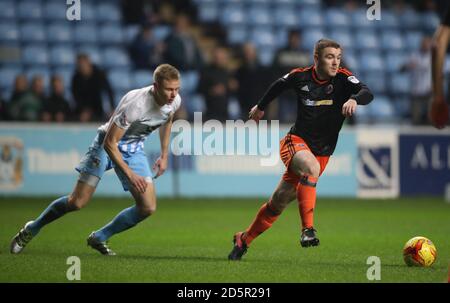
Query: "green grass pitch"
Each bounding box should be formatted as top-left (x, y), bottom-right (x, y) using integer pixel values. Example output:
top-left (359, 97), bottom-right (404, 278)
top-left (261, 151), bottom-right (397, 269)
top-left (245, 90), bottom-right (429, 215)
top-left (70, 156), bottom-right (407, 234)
top-left (0, 197), bottom-right (448, 282)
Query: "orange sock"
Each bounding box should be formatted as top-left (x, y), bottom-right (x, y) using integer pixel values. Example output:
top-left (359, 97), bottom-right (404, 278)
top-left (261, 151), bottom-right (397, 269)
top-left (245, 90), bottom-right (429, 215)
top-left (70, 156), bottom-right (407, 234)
top-left (243, 202), bottom-right (280, 245)
top-left (297, 175), bottom-right (318, 229)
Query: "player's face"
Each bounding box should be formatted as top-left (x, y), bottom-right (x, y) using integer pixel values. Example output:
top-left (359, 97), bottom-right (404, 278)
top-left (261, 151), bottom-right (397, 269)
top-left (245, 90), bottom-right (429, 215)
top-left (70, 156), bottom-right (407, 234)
top-left (155, 79), bottom-right (180, 105)
top-left (316, 47), bottom-right (341, 78)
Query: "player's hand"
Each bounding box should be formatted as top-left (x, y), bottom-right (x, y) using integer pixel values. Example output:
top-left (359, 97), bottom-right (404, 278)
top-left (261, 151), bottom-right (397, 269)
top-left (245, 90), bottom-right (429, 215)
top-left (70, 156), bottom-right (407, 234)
top-left (152, 156), bottom-right (168, 179)
top-left (249, 105), bottom-right (264, 122)
top-left (429, 96), bottom-right (449, 129)
top-left (129, 173), bottom-right (148, 194)
top-left (342, 99), bottom-right (357, 117)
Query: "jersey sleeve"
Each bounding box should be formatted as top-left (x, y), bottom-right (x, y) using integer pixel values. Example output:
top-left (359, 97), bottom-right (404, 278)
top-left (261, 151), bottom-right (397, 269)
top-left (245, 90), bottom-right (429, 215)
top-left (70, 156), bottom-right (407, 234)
top-left (112, 94), bottom-right (143, 130)
top-left (340, 71), bottom-right (374, 105)
top-left (256, 69), bottom-right (300, 110)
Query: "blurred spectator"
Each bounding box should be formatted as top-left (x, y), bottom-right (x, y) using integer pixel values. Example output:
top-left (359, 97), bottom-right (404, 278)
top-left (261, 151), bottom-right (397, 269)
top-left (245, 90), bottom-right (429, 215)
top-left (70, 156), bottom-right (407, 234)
top-left (235, 43), bottom-right (269, 120)
top-left (129, 26), bottom-right (164, 70)
top-left (0, 94), bottom-right (8, 120)
top-left (273, 30), bottom-right (310, 122)
top-left (198, 47), bottom-right (237, 121)
top-left (121, 0), bottom-right (161, 25)
top-left (42, 76), bottom-right (72, 123)
top-left (401, 36), bottom-right (433, 125)
top-left (9, 75), bottom-right (44, 121)
top-left (164, 14), bottom-right (203, 71)
top-left (71, 54), bottom-right (115, 122)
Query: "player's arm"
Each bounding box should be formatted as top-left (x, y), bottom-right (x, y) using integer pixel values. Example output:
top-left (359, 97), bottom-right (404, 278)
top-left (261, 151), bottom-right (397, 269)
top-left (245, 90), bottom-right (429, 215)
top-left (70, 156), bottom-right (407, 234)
top-left (432, 21), bottom-right (450, 100)
top-left (104, 123), bottom-right (148, 193)
top-left (342, 78), bottom-right (374, 117)
top-left (153, 115), bottom-right (173, 178)
top-left (250, 76), bottom-right (292, 122)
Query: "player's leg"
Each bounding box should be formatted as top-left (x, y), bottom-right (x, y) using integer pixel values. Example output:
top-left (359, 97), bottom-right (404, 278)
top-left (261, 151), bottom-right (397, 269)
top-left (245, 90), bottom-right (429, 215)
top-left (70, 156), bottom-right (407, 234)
top-left (87, 150), bottom-right (154, 255)
top-left (10, 176), bottom-right (97, 254)
top-left (289, 150), bottom-right (323, 247)
top-left (91, 181), bottom-right (155, 243)
top-left (228, 179), bottom-right (297, 260)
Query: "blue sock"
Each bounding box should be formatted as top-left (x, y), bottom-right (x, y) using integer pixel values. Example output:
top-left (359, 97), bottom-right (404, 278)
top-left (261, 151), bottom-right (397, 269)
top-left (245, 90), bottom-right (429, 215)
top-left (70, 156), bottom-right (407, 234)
top-left (27, 196), bottom-right (70, 236)
top-left (94, 206), bottom-right (148, 242)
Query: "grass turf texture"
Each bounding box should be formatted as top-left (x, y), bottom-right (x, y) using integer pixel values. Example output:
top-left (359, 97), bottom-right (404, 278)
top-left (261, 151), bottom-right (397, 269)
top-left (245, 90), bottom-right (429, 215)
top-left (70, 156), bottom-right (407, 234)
top-left (0, 197), bottom-right (448, 283)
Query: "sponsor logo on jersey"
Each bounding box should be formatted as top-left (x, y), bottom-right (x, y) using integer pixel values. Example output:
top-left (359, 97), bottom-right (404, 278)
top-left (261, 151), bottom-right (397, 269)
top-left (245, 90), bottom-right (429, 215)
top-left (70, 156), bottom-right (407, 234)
top-left (303, 99), bottom-right (334, 106)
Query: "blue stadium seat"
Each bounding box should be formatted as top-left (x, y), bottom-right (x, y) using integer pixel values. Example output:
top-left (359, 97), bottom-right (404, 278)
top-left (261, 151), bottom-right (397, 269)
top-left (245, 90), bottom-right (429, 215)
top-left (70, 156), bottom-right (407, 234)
top-left (0, 67), bottom-right (22, 90)
top-left (153, 25), bottom-right (171, 42)
top-left (258, 48), bottom-right (275, 67)
top-left (351, 9), bottom-right (372, 29)
top-left (385, 52), bottom-right (409, 72)
top-left (227, 26), bottom-right (247, 44)
top-left (355, 101), bottom-right (372, 124)
top-left (275, 27), bottom-right (288, 47)
top-left (250, 27), bottom-right (276, 50)
top-left (43, 1), bottom-right (67, 21)
top-left (298, 9), bottom-right (323, 28)
top-left (80, 3), bottom-right (97, 21)
top-left (47, 23), bottom-right (73, 44)
top-left (421, 12), bottom-right (440, 31)
top-left (108, 69), bottom-right (132, 92)
top-left (198, 3), bottom-right (219, 23)
top-left (74, 24), bottom-right (98, 44)
top-left (185, 94), bottom-right (205, 117)
top-left (133, 70), bottom-right (153, 88)
top-left (20, 23), bottom-right (46, 43)
top-left (17, 1), bottom-right (43, 20)
top-left (0, 1), bottom-right (16, 20)
top-left (302, 29), bottom-right (326, 49)
top-left (388, 74), bottom-right (410, 95)
top-left (50, 46), bottom-right (76, 67)
top-left (374, 11), bottom-right (399, 30)
top-left (76, 45), bottom-right (102, 65)
top-left (392, 96), bottom-right (410, 118)
top-left (221, 5), bottom-right (246, 26)
top-left (0, 23), bottom-right (19, 43)
top-left (96, 3), bottom-right (122, 23)
top-left (358, 52), bottom-right (384, 72)
top-left (404, 31), bottom-right (423, 50)
top-left (22, 45), bottom-right (49, 66)
top-left (325, 9), bottom-right (351, 28)
top-left (124, 25), bottom-right (140, 43)
top-left (398, 9), bottom-right (421, 30)
top-left (381, 31), bottom-right (404, 51)
top-left (342, 51), bottom-right (359, 71)
top-left (99, 24), bottom-right (124, 45)
top-left (355, 30), bottom-right (378, 50)
top-left (371, 96), bottom-right (396, 122)
top-left (273, 6), bottom-right (298, 28)
top-left (328, 29), bottom-right (353, 50)
top-left (247, 6), bottom-right (272, 26)
top-left (102, 48), bottom-right (130, 68)
top-left (362, 72), bottom-right (387, 95)
top-left (180, 71), bottom-right (200, 95)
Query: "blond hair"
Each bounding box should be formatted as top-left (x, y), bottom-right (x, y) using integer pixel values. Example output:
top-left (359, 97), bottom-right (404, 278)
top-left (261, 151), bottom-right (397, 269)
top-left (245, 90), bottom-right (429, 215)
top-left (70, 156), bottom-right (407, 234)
top-left (153, 64), bottom-right (180, 84)
top-left (314, 39), bottom-right (341, 57)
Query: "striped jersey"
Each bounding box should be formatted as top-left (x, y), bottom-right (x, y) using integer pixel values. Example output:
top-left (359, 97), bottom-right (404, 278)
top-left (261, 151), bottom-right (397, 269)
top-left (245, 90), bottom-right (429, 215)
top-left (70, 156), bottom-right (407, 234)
top-left (98, 85), bottom-right (181, 154)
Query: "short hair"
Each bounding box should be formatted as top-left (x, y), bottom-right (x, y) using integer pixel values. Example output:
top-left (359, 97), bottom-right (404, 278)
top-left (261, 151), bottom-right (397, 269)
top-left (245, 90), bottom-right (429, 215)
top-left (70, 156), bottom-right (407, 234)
top-left (153, 64), bottom-right (180, 84)
top-left (314, 39), bottom-right (341, 57)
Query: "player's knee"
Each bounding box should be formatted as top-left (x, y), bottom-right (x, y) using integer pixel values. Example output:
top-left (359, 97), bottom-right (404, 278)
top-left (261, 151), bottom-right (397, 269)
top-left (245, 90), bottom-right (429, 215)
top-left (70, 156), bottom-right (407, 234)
top-left (67, 194), bottom-right (88, 211)
top-left (304, 161), bottom-right (320, 178)
top-left (137, 205), bottom-right (156, 217)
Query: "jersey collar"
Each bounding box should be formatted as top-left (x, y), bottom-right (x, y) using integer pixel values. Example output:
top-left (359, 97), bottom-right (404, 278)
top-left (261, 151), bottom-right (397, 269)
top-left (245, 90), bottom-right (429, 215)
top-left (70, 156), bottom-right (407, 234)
top-left (311, 66), bottom-right (330, 85)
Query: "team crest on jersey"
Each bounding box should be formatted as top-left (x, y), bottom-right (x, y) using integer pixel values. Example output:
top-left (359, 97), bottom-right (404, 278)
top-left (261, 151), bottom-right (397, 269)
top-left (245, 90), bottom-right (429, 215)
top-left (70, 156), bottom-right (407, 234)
top-left (325, 84), bottom-right (333, 94)
top-left (347, 76), bottom-right (360, 84)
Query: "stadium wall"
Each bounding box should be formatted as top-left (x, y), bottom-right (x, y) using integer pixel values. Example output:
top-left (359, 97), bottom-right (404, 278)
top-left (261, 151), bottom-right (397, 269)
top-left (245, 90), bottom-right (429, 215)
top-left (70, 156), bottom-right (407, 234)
top-left (0, 123), bottom-right (448, 198)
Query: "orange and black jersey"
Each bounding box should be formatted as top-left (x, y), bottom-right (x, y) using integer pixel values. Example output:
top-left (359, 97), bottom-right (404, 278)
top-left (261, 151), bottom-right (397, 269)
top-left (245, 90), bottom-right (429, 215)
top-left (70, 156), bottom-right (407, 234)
top-left (257, 66), bottom-right (373, 156)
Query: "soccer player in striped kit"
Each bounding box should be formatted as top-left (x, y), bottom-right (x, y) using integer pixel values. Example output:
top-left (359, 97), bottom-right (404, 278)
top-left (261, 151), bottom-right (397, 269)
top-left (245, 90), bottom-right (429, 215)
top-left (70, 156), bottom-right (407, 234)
top-left (228, 39), bottom-right (374, 260)
top-left (11, 64), bottom-right (182, 255)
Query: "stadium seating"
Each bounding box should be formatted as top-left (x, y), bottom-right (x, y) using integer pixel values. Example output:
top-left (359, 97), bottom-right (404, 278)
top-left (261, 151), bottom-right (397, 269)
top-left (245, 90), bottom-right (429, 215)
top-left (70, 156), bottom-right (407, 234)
top-left (0, 0), bottom-right (444, 124)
